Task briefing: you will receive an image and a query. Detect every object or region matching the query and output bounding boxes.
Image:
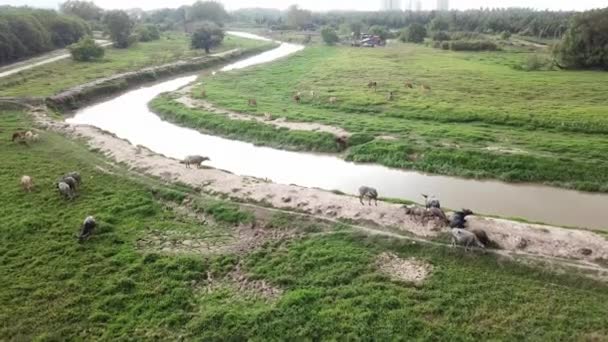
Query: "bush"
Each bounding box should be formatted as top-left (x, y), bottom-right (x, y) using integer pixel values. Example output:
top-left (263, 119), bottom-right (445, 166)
top-left (68, 36), bottom-right (104, 61)
top-left (368, 25), bottom-right (390, 40)
top-left (553, 7), bottom-right (608, 70)
top-left (399, 23), bottom-right (426, 44)
top-left (513, 54), bottom-right (554, 71)
top-left (450, 31), bottom-right (483, 40)
top-left (500, 30), bottom-right (512, 40)
top-left (448, 40), bottom-right (498, 51)
top-left (136, 24), bottom-right (160, 42)
top-left (432, 31), bottom-right (451, 41)
top-left (103, 10), bottom-right (134, 48)
top-left (320, 26), bottom-right (339, 45)
top-left (191, 22), bottom-right (224, 53)
top-left (0, 7), bottom-right (89, 64)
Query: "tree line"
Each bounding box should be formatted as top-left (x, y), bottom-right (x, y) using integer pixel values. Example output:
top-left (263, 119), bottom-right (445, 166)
top-left (0, 6), bottom-right (89, 65)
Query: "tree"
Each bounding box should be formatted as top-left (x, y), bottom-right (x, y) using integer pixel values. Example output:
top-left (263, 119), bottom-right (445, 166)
top-left (68, 36), bottom-right (104, 61)
top-left (103, 10), bottom-right (135, 48)
top-left (320, 26), bottom-right (339, 45)
top-left (429, 17), bottom-right (449, 32)
top-left (553, 7), bottom-right (608, 70)
top-left (368, 25), bottom-right (390, 40)
top-left (286, 5), bottom-right (312, 30)
top-left (60, 0), bottom-right (102, 22)
top-left (136, 24), bottom-right (160, 42)
top-left (186, 1), bottom-right (228, 25)
top-left (191, 22), bottom-right (224, 53)
top-left (400, 23), bottom-right (427, 43)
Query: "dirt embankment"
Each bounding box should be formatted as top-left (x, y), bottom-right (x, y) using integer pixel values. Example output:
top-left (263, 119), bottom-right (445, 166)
top-left (174, 91), bottom-right (351, 138)
top-left (45, 45), bottom-right (276, 111)
top-left (32, 108), bottom-right (608, 269)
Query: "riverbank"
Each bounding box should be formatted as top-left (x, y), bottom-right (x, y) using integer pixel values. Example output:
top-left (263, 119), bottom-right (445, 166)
top-left (2, 99), bottom-right (607, 340)
top-left (34, 106), bottom-right (608, 265)
top-left (0, 33), bottom-right (270, 98)
top-left (166, 43), bottom-right (608, 192)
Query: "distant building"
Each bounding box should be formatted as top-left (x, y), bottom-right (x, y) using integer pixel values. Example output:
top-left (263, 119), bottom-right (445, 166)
top-left (406, 0), bottom-right (413, 10)
top-left (382, 0), bottom-right (402, 10)
top-left (437, 0), bottom-right (449, 11)
top-left (415, 0), bottom-right (422, 11)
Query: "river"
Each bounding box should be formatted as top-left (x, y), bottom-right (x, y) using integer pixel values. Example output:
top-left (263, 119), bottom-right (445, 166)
top-left (67, 32), bottom-right (608, 230)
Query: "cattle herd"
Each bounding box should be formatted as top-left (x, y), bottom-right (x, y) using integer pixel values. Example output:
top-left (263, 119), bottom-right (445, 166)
top-left (360, 186), bottom-right (488, 251)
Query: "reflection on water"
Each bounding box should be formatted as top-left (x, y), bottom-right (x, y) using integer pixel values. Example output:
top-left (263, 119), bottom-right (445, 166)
top-left (67, 32), bottom-right (608, 230)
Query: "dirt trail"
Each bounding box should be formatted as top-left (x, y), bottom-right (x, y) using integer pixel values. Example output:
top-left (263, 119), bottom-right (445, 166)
top-left (0, 40), bottom-right (111, 79)
top-left (174, 91), bottom-right (351, 137)
top-left (32, 108), bottom-right (608, 268)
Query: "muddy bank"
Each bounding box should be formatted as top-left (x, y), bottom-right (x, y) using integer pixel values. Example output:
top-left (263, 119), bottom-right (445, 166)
top-left (33, 108), bottom-right (608, 266)
top-left (174, 92), bottom-right (351, 138)
top-left (45, 45), bottom-right (275, 112)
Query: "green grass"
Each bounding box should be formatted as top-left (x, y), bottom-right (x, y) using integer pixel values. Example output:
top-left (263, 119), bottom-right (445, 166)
top-left (0, 33), bottom-right (267, 98)
top-left (2, 110), bottom-right (608, 339)
top-left (153, 43), bottom-right (608, 191)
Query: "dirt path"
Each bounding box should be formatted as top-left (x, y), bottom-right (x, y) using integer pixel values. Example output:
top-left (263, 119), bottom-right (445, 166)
top-left (0, 40), bottom-right (111, 79)
top-left (32, 108), bottom-right (608, 269)
top-left (174, 91), bottom-right (351, 138)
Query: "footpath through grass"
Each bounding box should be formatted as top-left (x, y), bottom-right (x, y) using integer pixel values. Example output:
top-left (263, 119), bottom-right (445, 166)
top-left (1, 110), bottom-right (608, 339)
top-left (0, 33), bottom-right (266, 98)
top-left (152, 43), bottom-right (608, 191)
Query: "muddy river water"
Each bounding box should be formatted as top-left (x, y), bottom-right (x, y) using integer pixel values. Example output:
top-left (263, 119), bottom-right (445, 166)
top-left (67, 32), bottom-right (608, 230)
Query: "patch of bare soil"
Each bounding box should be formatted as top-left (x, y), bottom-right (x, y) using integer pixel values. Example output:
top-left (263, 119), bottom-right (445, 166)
top-left (376, 252), bottom-right (433, 284)
top-left (32, 108), bottom-right (608, 267)
top-left (203, 261), bottom-right (283, 299)
top-left (174, 95), bottom-right (351, 137)
top-left (484, 146), bottom-right (529, 155)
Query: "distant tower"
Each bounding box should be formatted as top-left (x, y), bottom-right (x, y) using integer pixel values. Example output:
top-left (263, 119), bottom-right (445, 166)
top-left (406, 0), bottom-right (413, 11)
top-left (415, 0), bottom-right (422, 11)
top-left (382, 0), bottom-right (403, 10)
top-left (437, 0), bottom-right (449, 11)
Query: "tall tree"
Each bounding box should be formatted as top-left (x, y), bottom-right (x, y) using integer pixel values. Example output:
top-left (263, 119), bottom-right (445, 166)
top-left (103, 10), bottom-right (135, 48)
top-left (186, 1), bottom-right (228, 25)
top-left (553, 7), bottom-right (608, 70)
top-left (286, 5), bottom-right (312, 30)
top-left (191, 22), bottom-right (224, 53)
top-left (60, 0), bottom-right (102, 22)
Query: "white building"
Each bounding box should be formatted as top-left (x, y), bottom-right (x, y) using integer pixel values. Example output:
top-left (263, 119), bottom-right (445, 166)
top-left (437, 0), bottom-right (449, 11)
top-left (414, 0), bottom-right (422, 11)
top-left (382, 0), bottom-right (402, 10)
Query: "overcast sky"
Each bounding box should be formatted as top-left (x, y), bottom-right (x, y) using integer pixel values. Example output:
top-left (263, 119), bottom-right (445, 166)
top-left (2, 0), bottom-right (605, 11)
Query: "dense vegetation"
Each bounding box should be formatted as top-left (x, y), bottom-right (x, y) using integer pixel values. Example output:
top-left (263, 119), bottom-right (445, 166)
top-left (157, 43), bottom-right (608, 191)
top-left (230, 7), bottom-right (572, 39)
top-left (553, 7), bottom-right (608, 70)
top-left (68, 36), bottom-right (105, 61)
top-left (0, 34), bottom-right (267, 97)
top-left (0, 6), bottom-right (89, 65)
top-left (2, 111), bottom-right (608, 340)
top-left (191, 23), bottom-right (225, 53)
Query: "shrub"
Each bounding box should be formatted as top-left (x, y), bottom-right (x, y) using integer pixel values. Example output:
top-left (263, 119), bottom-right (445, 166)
top-left (441, 41), bottom-right (450, 50)
top-left (399, 23), bottom-right (426, 44)
top-left (500, 30), bottom-right (512, 40)
top-left (553, 7), bottom-right (608, 70)
top-left (368, 25), bottom-right (390, 40)
top-left (136, 24), bottom-right (160, 42)
top-left (450, 31), bottom-right (483, 40)
top-left (102, 10), bottom-right (134, 48)
top-left (191, 22), bottom-right (224, 53)
top-left (514, 54), bottom-right (554, 71)
top-left (448, 40), bottom-right (498, 51)
top-left (320, 26), bottom-right (339, 45)
top-left (68, 36), bottom-right (104, 61)
top-left (432, 31), bottom-right (451, 41)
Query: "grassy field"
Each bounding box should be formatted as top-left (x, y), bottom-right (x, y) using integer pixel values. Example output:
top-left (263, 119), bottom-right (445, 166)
top-left (2, 110), bottom-right (608, 339)
top-left (151, 43), bottom-right (608, 191)
top-left (0, 33), bottom-right (267, 98)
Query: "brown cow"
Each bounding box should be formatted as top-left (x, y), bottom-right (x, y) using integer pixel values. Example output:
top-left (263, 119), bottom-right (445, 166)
top-left (293, 95), bottom-right (301, 103)
top-left (404, 81), bottom-right (414, 89)
top-left (248, 98), bottom-right (257, 106)
top-left (367, 81), bottom-right (378, 91)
